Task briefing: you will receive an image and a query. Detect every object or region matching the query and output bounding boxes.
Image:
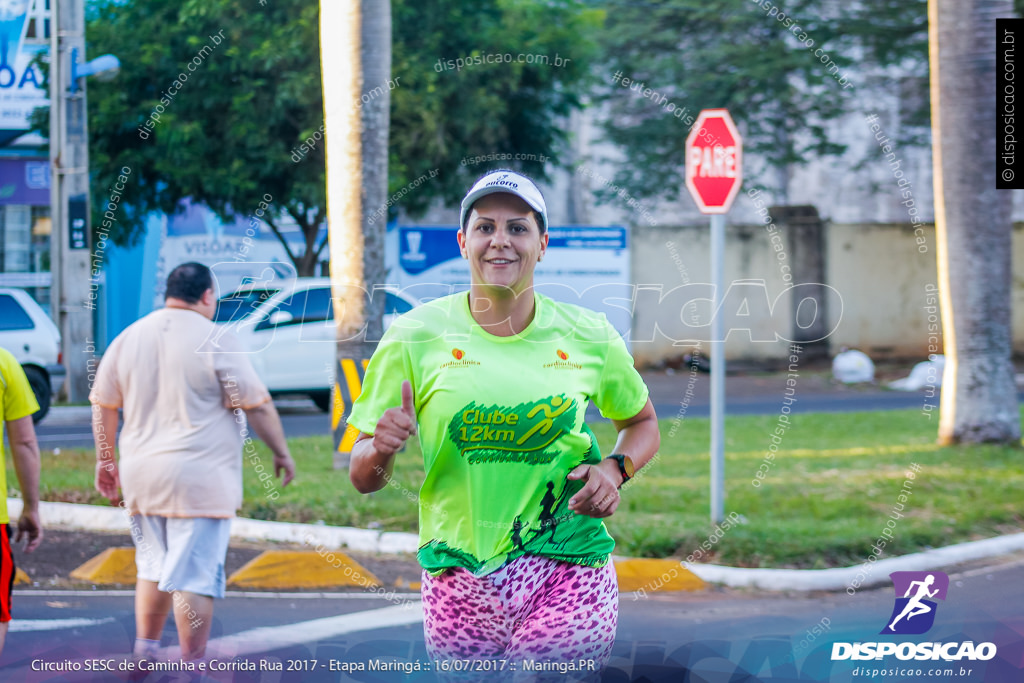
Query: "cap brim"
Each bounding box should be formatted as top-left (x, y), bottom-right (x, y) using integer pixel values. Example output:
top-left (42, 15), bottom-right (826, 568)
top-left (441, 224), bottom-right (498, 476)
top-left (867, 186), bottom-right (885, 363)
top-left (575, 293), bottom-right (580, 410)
top-left (460, 187), bottom-right (547, 231)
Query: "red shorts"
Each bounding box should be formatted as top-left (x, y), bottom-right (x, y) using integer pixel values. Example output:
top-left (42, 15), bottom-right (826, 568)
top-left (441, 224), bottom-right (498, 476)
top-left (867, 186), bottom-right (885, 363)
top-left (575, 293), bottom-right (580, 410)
top-left (0, 525), bottom-right (14, 622)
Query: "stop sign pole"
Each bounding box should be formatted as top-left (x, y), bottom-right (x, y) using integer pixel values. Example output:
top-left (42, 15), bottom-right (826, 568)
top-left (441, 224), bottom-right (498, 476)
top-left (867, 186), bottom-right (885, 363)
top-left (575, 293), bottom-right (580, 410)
top-left (684, 109), bottom-right (743, 525)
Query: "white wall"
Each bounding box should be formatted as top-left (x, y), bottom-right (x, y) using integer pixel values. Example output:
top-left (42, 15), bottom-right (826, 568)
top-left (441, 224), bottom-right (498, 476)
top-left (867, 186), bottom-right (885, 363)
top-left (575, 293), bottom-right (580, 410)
top-left (628, 221), bottom-right (1024, 366)
top-left (628, 222), bottom-right (796, 366)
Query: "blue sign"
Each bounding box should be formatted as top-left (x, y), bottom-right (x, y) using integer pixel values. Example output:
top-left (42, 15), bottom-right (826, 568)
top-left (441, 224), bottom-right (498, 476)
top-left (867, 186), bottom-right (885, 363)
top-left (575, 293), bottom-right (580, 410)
top-left (399, 227), bottom-right (460, 275)
top-left (546, 227), bottom-right (627, 250)
top-left (0, 158), bottom-right (49, 206)
top-left (0, 0), bottom-right (48, 133)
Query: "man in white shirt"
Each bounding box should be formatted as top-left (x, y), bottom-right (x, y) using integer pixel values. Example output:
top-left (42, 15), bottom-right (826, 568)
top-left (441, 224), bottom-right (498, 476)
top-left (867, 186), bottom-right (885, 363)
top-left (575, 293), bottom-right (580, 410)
top-left (90, 262), bottom-right (295, 662)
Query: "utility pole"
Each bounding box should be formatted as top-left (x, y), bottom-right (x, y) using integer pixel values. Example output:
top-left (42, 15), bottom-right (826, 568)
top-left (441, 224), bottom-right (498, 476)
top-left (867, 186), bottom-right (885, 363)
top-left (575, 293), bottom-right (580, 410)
top-left (49, 0), bottom-right (94, 401)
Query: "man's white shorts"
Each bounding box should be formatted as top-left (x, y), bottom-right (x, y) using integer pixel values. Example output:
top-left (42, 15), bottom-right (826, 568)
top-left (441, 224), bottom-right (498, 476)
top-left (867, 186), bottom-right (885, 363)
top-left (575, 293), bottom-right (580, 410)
top-left (129, 515), bottom-right (232, 599)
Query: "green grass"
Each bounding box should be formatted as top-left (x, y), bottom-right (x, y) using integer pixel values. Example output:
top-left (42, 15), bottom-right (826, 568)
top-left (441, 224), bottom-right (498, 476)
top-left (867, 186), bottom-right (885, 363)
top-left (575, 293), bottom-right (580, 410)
top-left (15, 409), bottom-right (1024, 568)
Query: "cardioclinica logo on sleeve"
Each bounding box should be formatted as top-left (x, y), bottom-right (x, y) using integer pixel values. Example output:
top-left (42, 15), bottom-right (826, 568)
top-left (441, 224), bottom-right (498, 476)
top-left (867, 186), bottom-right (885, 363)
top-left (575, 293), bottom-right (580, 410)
top-left (543, 349), bottom-right (582, 370)
top-left (832, 571), bottom-right (997, 664)
top-left (440, 348), bottom-right (480, 369)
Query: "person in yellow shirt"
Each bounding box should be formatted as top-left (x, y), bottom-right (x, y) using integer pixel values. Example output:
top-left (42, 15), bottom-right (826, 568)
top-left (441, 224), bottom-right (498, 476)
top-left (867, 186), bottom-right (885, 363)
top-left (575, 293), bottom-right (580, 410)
top-left (0, 346), bottom-right (43, 657)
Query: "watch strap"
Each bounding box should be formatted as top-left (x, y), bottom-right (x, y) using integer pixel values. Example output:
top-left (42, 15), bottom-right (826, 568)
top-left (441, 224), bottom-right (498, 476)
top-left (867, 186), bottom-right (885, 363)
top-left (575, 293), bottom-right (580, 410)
top-left (607, 454), bottom-right (633, 487)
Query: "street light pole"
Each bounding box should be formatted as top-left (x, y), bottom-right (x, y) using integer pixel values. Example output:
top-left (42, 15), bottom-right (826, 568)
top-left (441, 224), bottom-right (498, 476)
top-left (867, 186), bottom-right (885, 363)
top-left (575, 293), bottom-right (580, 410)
top-left (49, 0), bottom-right (94, 401)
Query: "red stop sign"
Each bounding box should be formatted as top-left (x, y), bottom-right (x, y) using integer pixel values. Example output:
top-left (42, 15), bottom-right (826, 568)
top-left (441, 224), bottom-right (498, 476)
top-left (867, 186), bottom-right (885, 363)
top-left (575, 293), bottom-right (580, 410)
top-left (685, 109), bottom-right (743, 214)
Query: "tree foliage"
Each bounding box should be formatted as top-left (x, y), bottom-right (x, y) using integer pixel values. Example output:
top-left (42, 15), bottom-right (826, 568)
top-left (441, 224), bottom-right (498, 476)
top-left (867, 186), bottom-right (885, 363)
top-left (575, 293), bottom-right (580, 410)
top-left (56, 0), bottom-right (599, 275)
top-left (839, 0), bottom-right (928, 69)
top-left (593, 0), bottom-right (929, 201)
top-left (83, 0), bottom-right (326, 273)
top-left (388, 0), bottom-right (601, 213)
top-left (63, 0), bottom-right (940, 256)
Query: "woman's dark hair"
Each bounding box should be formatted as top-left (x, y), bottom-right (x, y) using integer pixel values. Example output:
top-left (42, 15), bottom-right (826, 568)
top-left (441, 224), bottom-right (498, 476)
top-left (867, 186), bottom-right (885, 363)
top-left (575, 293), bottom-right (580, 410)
top-left (165, 262), bottom-right (214, 304)
top-left (462, 207), bottom-right (546, 235)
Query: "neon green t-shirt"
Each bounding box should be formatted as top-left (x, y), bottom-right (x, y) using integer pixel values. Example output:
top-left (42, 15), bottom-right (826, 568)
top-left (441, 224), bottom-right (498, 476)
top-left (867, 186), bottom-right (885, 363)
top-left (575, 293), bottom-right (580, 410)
top-left (348, 292), bottom-right (649, 577)
top-left (0, 347), bottom-right (40, 525)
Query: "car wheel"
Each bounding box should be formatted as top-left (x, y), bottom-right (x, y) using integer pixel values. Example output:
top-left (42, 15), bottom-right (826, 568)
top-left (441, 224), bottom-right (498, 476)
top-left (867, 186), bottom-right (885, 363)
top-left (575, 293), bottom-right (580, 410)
top-left (310, 391), bottom-right (331, 412)
top-left (23, 366), bottom-right (50, 424)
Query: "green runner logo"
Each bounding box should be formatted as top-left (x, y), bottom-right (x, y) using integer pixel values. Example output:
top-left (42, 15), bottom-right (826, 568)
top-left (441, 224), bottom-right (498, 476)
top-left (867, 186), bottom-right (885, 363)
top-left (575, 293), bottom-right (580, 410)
top-left (448, 395), bottom-right (578, 464)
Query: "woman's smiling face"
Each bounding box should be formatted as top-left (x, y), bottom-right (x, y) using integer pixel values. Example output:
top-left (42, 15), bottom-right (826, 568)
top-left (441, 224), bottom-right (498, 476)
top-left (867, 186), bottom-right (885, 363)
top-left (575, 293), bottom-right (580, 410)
top-left (458, 192), bottom-right (548, 295)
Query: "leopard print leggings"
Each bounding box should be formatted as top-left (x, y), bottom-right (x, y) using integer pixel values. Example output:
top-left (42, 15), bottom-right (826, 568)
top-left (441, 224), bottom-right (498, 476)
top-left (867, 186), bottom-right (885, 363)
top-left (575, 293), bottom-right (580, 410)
top-left (421, 555), bottom-right (617, 681)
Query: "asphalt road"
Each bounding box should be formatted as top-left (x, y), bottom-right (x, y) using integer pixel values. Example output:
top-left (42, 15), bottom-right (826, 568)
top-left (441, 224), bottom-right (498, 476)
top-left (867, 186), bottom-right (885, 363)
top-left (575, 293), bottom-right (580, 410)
top-left (35, 387), bottom-right (1003, 450)
top-left (3, 555), bottom-right (1022, 682)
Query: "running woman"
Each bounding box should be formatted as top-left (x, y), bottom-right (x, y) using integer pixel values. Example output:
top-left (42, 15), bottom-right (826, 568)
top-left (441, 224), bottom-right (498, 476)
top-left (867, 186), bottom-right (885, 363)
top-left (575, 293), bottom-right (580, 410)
top-left (348, 169), bottom-right (660, 676)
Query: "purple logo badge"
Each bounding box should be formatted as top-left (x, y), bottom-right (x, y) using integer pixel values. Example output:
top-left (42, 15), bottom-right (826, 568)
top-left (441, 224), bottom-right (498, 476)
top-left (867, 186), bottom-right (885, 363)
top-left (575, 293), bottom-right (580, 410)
top-left (881, 571), bottom-right (949, 635)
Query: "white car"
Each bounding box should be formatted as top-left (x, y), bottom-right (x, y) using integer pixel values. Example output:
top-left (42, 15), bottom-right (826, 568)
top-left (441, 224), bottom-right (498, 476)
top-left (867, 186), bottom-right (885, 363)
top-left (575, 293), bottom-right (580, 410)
top-left (0, 287), bottom-right (66, 423)
top-left (213, 277), bottom-right (418, 411)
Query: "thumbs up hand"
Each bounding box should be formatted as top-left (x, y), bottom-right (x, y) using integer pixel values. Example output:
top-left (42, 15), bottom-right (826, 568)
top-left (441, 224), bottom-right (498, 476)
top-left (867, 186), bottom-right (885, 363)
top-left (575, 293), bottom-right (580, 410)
top-left (372, 380), bottom-right (417, 457)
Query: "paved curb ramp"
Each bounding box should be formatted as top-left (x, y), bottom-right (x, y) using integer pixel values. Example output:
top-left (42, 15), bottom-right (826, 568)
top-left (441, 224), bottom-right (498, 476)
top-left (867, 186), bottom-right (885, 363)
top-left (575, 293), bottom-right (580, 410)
top-left (68, 549), bottom-right (390, 589)
top-left (67, 548), bottom-right (706, 592)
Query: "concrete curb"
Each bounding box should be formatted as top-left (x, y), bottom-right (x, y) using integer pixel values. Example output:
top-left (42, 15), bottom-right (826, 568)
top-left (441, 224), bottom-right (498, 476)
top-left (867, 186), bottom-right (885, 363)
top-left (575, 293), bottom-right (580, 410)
top-left (229, 517), bottom-right (419, 554)
top-left (8, 499), bottom-right (420, 555)
top-left (685, 532), bottom-right (1024, 591)
top-left (15, 499), bottom-right (1024, 592)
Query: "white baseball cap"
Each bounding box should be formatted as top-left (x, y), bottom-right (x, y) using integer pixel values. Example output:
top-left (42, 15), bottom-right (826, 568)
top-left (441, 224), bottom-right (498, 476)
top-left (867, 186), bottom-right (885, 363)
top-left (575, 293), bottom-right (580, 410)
top-left (460, 169), bottom-right (548, 232)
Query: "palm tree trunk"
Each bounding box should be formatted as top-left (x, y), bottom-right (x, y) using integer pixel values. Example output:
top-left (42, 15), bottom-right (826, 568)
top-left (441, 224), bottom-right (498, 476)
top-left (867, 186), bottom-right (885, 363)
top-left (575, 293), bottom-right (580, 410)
top-left (360, 0), bottom-right (392, 343)
top-left (930, 0), bottom-right (1021, 444)
top-left (322, 0), bottom-right (364, 338)
top-left (321, 0), bottom-right (392, 467)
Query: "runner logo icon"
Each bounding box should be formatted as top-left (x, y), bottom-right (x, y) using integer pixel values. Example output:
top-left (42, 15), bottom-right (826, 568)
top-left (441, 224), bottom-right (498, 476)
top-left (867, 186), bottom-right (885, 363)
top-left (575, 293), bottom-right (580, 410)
top-left (881, 571), bottom-right (949, 635)
top-left (833, 570), bottom-right (996, 662)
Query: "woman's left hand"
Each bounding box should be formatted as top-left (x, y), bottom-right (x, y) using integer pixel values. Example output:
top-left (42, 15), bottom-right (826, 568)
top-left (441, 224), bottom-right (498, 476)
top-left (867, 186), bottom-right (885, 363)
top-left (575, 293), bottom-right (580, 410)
top-left (566, 461), bottom-right (622, 518)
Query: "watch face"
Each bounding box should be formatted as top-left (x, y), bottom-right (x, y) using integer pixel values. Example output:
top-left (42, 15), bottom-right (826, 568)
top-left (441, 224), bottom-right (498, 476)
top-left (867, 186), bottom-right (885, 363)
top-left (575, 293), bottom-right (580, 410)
top-left (622, 455), bottom-right (635, 478)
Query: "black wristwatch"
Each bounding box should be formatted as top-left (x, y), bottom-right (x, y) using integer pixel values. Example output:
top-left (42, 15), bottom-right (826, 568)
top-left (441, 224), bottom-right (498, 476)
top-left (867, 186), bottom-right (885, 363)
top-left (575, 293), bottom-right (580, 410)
top-left (606, 454), bottom-right (635, 488)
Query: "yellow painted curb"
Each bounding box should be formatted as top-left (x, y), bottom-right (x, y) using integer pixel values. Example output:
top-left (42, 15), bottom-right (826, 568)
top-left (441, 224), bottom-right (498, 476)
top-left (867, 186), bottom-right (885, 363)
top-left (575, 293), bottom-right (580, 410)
top-left (614, 558), bottom-right (705, 592)
top-left (70, 548), bottom-right (137, 585)
top-left (227, 550), bottom-right (382, 589)
top-left (393, 576), bottom-right (421, 590)
top-left (15, 568), bottom-right (30, 584)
